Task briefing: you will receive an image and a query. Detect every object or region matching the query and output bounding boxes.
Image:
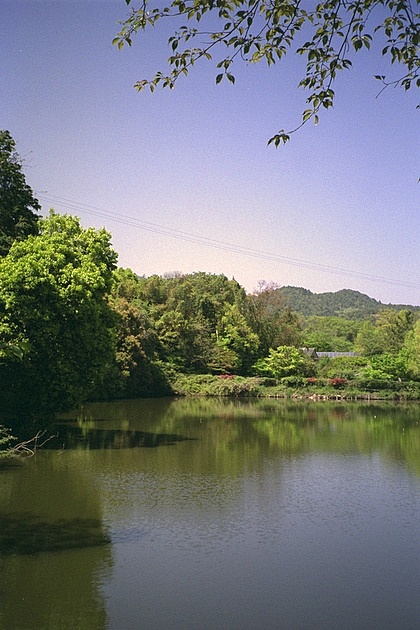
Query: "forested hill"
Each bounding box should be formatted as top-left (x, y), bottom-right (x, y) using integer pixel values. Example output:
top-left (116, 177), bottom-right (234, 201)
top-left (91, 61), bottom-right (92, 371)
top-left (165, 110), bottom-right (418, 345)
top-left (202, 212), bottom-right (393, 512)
top-left (277, 287), bottom-right (420, 318)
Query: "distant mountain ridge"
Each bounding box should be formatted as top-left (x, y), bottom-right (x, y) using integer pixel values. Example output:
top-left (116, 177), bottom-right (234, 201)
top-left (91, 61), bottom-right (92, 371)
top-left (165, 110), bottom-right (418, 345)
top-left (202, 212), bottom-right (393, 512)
top-left (277, 286), bottom-right (420, 318)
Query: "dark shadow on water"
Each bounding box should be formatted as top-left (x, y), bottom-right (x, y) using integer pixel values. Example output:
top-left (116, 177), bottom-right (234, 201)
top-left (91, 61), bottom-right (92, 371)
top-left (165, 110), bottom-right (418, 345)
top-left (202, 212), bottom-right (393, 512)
top-left (0, 458), bottom-right (24, 472)
top-left (46, 425), bottom-right (196, 450)
top-left (0, 512), bottom-right (111, 555)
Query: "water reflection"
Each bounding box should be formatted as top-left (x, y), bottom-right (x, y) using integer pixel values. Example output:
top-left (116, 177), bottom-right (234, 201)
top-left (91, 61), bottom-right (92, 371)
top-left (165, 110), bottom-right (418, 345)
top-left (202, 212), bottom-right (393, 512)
top-left (0, 513), bottom-right (110, 555)
top-left (62, 397), bottom-right (420, 474)
top-left (0, 449), bottom-right (113, 629)
top-left (1, 398), bottom-right (419, 629)
top-left (48, 425), bottom-right (195, 450)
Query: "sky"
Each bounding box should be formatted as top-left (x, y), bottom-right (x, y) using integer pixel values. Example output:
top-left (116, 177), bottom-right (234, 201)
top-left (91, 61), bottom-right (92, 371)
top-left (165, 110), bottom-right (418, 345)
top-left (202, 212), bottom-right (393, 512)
top-left (2, 0), bottom-right (419, 306)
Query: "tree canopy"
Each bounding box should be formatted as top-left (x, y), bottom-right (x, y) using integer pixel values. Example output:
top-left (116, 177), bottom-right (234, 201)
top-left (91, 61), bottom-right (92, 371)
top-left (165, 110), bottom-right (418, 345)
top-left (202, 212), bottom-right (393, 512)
top-left (0, 130), bottom-right (40, 257)
top-left (0, 212), bottom-right (117, 417)
top-left (114, 0), bottom-right (419, 144)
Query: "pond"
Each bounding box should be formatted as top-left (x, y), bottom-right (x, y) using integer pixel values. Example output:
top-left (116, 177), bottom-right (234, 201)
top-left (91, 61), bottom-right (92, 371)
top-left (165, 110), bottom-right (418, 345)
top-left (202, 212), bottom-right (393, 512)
top-left (0, 398), bottom-right (419, 629)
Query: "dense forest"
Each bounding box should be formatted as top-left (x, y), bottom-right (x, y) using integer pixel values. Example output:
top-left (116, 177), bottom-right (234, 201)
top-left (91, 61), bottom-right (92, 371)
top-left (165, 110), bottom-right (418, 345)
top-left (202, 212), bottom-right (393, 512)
top-left (276, 286), bottom-right (420, 318)
top-left (1, 131), bottom-right (419, 441)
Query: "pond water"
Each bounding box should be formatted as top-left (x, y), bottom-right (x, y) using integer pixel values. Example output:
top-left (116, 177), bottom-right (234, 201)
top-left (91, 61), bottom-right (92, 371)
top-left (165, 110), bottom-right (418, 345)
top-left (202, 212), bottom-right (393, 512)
top-left (0, 398), bottom-right (419, 629)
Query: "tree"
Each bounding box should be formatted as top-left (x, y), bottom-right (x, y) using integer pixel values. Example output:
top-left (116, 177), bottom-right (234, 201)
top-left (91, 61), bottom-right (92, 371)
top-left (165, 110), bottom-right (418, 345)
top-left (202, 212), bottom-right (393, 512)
top-left (361, 352), bottom-right (409, 380)
top-left (375, 308), bottom-right (414, 353)
top-left (0, 130), bottom-right (40, 257)
top-left (0, 211), bottom-right (117, 418)
top-left (253, 345), bottom-right (307, 377)
top-left (249, 282), bottom-right (302, 352)
top-left (355, 318), bottom-right (384, 355)
top-left (400, 318), bottom-right (420, 379)
top-left (115, 0), bottom-right (419, 144)
top-left (98, 296), bottom-right (171, 398)
top-left (215, 302), bottom-right (260, 373)
top-left (302, 315), bottom-right (360, 351)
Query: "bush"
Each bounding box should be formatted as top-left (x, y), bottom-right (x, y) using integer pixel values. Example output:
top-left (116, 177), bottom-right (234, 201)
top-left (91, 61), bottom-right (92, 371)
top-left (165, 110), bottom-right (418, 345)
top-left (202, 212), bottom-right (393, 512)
top-left (280, 376), bottom-right (307, 388)
top-left (319, 356), bottom-right (368, 379)
top-left (330, 377), bottom-right (347, 388)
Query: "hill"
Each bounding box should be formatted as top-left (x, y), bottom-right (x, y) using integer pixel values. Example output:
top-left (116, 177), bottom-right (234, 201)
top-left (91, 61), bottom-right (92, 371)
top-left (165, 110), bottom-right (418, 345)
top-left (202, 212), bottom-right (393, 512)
top-left (277, 287), bottom-right (420, 319)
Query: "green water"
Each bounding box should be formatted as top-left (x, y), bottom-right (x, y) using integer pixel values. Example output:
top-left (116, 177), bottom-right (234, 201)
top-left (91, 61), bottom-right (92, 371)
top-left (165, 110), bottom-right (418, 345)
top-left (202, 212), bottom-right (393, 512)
top-left (0, 398), bottom-right (419, 629)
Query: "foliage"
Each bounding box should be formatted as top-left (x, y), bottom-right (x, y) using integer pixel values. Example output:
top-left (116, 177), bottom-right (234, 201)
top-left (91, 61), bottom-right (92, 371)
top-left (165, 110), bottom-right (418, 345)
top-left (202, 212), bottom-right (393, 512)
top-left (111, 270), bottom-right (259, 376)
top-left (330, 377), bottom-right (347, 388)
top-left (172, 372), bottom-right (262, 396)
top-left (319, 355), bottom-right (369, 378)
top-left (0, 130), bottom-right (40, 257)
top-left (361, 352), bottom-right (410, 380)
top-left (302, 315), bottom-right (361, 350)
top-left (355, 309), bottom-right (415, 355)
top-left (355, 319), bottom-right (385, 355)
top-left (215, 303), bottom-right (260, 372)
top-left (96, 296), bottom-right (172, 398)
top-left (0, 211), bottom-right (118, 418)
top-left (0, 425), bottom-right (16, 459)
top-left (172, 371), bottom-right (420, 399)
top-left (401, 319), bottom-right (420, 379)
top-left (0, 340), bottom-right (30, 362)
top-left (375, 308), bottom-right (414, 353)
top-left (115, 0), bottom-right (419, 144)
top-left (249, 283), bottom-right (302, 352)
top-left (253, 345), bottom-right (309, 378)
top-left (105, 268), bottom-right (419, 398)
top-left (278, 286), bottom-right (419, 318)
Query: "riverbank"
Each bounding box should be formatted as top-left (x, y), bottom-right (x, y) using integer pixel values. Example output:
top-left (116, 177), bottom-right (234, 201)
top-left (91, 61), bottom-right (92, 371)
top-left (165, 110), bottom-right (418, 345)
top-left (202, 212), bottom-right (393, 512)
top-left (171, 373), bottom-right (420, 401)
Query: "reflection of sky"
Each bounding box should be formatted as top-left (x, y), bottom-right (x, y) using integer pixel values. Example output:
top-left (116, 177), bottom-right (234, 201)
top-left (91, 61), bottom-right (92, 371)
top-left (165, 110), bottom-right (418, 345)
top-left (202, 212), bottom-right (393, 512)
top-left (2, 1), bottom-right (419, 305)
top-left (100, 449), bottom-right (419, 630)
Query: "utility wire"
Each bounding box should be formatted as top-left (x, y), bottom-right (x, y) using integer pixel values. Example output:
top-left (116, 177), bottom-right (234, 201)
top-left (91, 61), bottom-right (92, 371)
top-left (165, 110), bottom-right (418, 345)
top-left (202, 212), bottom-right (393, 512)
top-left (38, 193), bottom-right (420, 291)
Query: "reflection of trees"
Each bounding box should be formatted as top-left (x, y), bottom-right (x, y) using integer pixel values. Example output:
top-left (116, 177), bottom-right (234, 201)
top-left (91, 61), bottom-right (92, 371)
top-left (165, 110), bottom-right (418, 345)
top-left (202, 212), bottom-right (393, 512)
top-left (65, 398), bottom-right (420, 475)
top-left (48, 425), bottom-right (194, 450)
top-left (0, 545), bottom-right (111, 629)
top-left (0, 513), bottom-right (110, 555)
top-left (0, 451), bottom-right (112, 629)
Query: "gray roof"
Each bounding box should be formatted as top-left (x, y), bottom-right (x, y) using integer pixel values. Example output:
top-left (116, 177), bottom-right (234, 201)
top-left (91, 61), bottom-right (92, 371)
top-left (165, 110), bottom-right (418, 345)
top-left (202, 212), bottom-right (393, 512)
top-left (316, 352), bottom-right (360, 358)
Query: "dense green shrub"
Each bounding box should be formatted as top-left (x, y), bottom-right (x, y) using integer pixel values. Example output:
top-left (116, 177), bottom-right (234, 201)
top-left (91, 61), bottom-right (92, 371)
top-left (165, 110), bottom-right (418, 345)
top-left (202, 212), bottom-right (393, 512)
top-left (319, 356), bottom-right (369, 379)
top-left (280, 376), bottom-right (307, 388)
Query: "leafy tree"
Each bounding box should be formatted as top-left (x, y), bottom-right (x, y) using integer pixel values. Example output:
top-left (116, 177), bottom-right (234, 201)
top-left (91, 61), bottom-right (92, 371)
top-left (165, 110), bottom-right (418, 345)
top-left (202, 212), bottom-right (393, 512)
top-left (375, 308), bottom-right (414, 353)
top-left (111, 266), bottom-right (146, 304)
top-left (0, 130), bottom-right (40, 257)
top-left (355, 310), bottom-right (415, 356)
top-left (302, 315), bottom-right (360, 351)
top-left (253, 345), bottom-right (307, 378)
top-left (361, 352), bottom-right (409, 380)
top-left (0, 211), bottom-right (117, 418)
top-left (318, 354), bottom-right (369, 379)
top-left (355, 318), bottom-right (385, 355)
top-left (249, 282), bottom-right (302, 352)
top-left (115, 0), bottom-right (419, 144)
top-left (97, 296), bottom-right (171, 398)
top-left (137, 272), bottom-right (255, 372)
top-left (400, 319), bottom-right (420, 379)
top-left (215, 302), bottom-right (260, 373)
top-left (0, 340), bottom-right (30, 362)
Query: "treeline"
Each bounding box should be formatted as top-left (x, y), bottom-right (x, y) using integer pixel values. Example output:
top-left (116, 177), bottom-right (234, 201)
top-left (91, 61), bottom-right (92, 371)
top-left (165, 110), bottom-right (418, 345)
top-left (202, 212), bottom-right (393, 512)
top-left (101, 270), bottom-right (419, 398)
top-left (1, 130), bottom-right (419, 428)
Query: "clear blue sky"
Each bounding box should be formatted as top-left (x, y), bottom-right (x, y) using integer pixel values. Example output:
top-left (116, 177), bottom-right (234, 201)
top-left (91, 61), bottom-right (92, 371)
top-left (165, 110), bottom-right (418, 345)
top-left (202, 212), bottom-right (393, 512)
top-left (2, 0), bottom-right (419, 305)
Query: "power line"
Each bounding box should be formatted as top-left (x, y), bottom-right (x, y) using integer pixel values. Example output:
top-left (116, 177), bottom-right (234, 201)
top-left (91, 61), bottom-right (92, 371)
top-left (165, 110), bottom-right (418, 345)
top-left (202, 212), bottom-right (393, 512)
top-left (38, 193), bottom-right (420, 291)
